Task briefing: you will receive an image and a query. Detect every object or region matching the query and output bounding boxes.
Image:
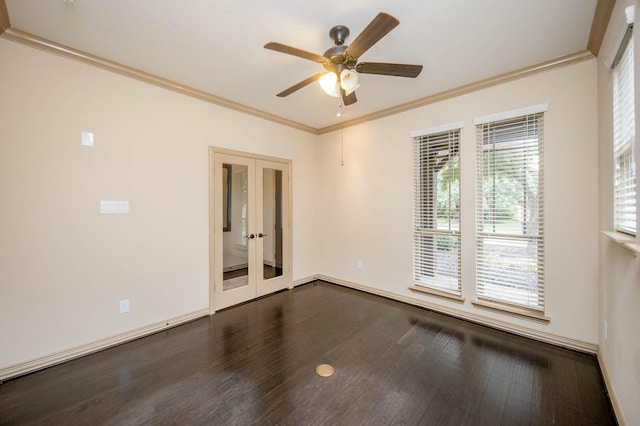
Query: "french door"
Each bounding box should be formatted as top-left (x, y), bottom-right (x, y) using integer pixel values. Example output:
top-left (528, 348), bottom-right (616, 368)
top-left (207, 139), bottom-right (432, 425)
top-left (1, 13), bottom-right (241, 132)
top-left (210, 149), bottom-right (291, 311)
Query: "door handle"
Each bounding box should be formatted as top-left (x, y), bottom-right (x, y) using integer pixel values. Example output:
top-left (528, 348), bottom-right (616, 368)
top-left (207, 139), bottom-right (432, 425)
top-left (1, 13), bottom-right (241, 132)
top-left (244, 234), bottom-right (255, 239)
top-left (258, 233), bottom-right (268, 238)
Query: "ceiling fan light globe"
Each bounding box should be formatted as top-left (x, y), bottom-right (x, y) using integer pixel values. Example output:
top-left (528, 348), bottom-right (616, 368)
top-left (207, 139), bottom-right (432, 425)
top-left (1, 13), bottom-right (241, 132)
top-left (319, 72), bottom-right (338, 95)
top-left (340, 69), bottom-right (359, 95)
top-left (322, 83), bottom-right (341, 97)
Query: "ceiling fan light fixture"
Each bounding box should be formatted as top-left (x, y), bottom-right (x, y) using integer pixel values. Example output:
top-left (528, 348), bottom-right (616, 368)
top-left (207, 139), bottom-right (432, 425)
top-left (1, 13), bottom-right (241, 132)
top-left (319, 72), bottom-right (340, 97)
top-left (340, 69), bottom-right (360, 96)
top-left (266, 13), bottom-right (419, 104)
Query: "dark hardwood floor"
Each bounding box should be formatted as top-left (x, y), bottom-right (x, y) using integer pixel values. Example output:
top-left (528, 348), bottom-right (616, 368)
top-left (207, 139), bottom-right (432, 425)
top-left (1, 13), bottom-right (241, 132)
top-left (0, 281), bottom-right (615, 425)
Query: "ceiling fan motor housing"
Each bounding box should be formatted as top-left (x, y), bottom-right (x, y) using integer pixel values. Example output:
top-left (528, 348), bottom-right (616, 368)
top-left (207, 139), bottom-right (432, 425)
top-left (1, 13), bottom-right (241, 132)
top-left (329, 25), bottom-right (349, 45)
top-left (324, 26), bottom-right (356, 71)
top-left (323, 45), bottom-right (355, 71)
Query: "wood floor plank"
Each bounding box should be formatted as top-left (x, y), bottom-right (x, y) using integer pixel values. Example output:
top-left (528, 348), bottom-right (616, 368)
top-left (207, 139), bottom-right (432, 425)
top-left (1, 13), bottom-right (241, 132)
top-left (0, 281), bottom-right (616, 425)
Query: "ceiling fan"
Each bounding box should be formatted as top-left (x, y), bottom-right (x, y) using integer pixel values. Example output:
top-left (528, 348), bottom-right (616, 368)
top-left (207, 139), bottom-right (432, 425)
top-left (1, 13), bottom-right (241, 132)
top-left (264, 12), bottom-right (423, 106)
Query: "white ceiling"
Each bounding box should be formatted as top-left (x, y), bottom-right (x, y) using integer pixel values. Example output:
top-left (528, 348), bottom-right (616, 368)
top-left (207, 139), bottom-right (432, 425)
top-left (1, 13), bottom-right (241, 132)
top-left (4, 0), bottom-right (598, 130)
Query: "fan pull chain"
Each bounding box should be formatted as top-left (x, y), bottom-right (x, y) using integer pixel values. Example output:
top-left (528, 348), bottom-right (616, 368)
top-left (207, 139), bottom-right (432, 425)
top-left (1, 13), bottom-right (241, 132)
top-left (341, 129), bottom-right (344, 167)
top-left (338, 101), bottom-right (344, 167)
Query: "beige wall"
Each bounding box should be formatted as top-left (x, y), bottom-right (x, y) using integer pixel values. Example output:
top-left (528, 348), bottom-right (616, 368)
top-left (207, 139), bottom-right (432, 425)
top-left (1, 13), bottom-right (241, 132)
top-left (0, 39), bottom-right (318, 369)
top-left (597, 1), bottom-right (640, 424)
top-left (317, 59), bottom-right (600, 344)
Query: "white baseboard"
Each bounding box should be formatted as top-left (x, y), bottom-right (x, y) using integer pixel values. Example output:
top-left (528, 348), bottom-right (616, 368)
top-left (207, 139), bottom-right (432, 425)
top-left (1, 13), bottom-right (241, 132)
top-left (0, 308), bottom-right (210, 382)
top-left (597, 349), bottom-right (624, 425)
top-left (291, 275), bottom-right (317, 288)
top-left (316, 274), bottom-right (598, 354)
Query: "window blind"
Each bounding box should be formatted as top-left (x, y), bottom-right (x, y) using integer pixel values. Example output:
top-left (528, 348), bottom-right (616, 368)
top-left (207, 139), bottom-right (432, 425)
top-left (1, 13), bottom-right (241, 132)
top-left (413, 128), bottom-right (461, 295)
top-left (476, 113), bottom-right (544, 310)
top-left (613, 27), bottom-right (636, 236)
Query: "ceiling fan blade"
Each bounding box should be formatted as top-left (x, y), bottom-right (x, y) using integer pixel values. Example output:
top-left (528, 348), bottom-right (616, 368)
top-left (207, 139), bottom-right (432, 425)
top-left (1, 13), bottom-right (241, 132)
top-left (277, 72), bottom-right (325, 97)
top-left (264, 42), bottom-right (327, 64)
top-left (344, 13), bottom-right (399, 60)
top-left (341, 88), bottom-right (357, 106)
top-left (356, 62), bottom-right (423, 78)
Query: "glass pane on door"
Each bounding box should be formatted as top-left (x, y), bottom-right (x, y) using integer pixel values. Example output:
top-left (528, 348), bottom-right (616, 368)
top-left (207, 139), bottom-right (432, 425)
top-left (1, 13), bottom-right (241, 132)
top-left (223, 163), bottom-right (250, 291)
top-left (262, 168), bottom-right (283, 281)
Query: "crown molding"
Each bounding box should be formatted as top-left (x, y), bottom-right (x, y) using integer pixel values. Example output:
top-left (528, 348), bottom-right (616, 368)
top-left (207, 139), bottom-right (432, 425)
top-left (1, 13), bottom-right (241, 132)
top-left (318, 50), bottom-right (595, 134)
top-left (587, 0), bottom-right (616, 57)
top-left (0, 26), bottom-right (319, 135)
top-left (0, 0), bottom-right (10, 34)
top-left (0, 0), bottom-right (600, 136)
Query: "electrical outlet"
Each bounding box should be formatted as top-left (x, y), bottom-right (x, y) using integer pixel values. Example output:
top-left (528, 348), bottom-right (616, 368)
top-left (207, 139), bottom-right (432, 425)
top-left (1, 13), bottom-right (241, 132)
top-left (603, 320), bottom-right (608, 340)
top-left (357, 260), bottom-right (364, 270)
top-left (119, 299), bottom-right (130, 314)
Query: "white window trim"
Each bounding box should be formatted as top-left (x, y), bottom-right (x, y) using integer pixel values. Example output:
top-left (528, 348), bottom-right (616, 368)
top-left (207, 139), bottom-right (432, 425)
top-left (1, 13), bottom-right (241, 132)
top-left (410, 121), bottom-right (464, 138)
top-left (411, 124), bottom-right (463, 300)
top-left (605, 5), bottom-right (635, 69)
top-left (475, 111), bottom-right (546, 314)
top-left (473, 103), bottom-right (548, 126)
top-left (601, 5), bottom-right (639, 254)
top-left (472, 299), bottom-right (550, 323)
top-left (602, 232), bottom-right (640, 256)
top-left (610, 9), bottom-right (637, 238)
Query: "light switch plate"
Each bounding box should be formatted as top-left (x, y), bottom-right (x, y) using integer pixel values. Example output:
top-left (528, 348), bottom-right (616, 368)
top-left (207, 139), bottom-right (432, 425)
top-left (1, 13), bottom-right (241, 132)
top-left (100, 200), bottom-right (129, 214)
top-left (81, 131), bottom-right (94, 147)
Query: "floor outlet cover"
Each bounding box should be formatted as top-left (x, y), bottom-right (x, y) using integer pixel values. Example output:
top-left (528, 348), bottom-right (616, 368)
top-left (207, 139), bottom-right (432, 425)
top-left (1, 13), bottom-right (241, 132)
top-left (316, 364), bottom-right (334, 377)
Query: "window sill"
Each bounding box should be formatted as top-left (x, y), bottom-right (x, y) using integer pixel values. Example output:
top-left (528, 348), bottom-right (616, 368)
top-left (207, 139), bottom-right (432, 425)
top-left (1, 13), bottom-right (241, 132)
top-left (409, 285), bottom-right (465, 303)
top-left (472, 299), bottom-right (550, 323)
top-left (601, 230), bottom-right (640, 256)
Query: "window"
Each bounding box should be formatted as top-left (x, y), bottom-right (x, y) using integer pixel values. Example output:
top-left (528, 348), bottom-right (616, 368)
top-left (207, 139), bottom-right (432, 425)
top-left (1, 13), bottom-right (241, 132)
top-left (413, 125), bottom-right (461, 296)
top-left (475, 111), bottom-right (544, 311)
top-left (613, 24), bottom-right (636, 236)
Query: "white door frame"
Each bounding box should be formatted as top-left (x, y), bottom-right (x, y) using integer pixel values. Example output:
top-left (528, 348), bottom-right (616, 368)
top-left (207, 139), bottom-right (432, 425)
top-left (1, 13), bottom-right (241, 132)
top-left (209, 147), bottom-right (292, 313)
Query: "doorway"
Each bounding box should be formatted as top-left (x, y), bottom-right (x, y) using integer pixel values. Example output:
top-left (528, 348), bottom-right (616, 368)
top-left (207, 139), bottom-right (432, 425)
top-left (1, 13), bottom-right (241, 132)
top-left (210, 148), bottom-right (291, 311)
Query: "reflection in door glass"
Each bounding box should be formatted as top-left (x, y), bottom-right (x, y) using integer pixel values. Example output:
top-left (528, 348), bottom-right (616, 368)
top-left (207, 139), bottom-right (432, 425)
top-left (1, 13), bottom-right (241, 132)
top-left (263, 168), bottom-right (283, 281)
top-left (223, 163), bottom-right (250, 291)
